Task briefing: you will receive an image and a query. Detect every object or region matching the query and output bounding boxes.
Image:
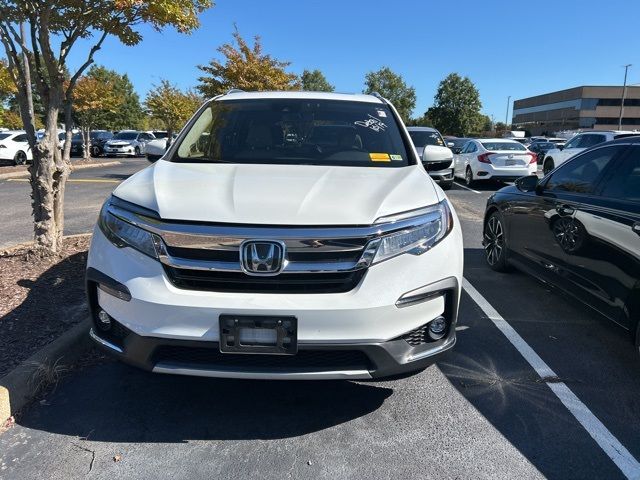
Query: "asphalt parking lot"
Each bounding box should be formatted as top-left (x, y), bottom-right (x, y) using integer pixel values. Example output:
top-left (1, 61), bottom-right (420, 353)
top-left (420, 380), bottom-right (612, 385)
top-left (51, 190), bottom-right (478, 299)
top-left (1, 166), bottom-right (639, 479)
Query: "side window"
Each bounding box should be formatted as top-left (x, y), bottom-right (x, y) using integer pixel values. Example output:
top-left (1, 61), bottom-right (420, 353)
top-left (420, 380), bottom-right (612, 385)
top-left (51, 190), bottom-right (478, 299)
top-left (545, 146), bottom-right (623, 194)
top-left (600, 146), bottom-right (640, 203)
top-left (577, 134), bottom-right (606, 149)
top-left (13, 134), bottom-right (28, 142)
top-left (460, 142), bottom-right (470, 154)
top-left (563, 135), bottom-right (581, 149)
top-left (468, 142), bottom-right (477, 153)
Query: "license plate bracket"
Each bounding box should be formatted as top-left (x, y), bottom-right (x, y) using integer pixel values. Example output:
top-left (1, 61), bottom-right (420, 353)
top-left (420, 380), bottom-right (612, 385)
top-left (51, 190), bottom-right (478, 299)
top-left (219, 315), bottom-right (297, 355)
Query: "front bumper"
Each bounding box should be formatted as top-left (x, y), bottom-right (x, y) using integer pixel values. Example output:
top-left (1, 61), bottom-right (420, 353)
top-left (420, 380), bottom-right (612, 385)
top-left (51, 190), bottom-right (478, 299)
top-left (428, 168), bottom-right (454, 184)
top-left (105, 146), bottom-right (136, 156)
top-left (86, 218), bottom-right (463, 379)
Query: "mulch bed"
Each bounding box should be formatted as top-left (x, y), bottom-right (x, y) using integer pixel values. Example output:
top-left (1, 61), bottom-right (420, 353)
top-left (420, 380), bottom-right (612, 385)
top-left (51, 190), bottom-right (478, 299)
top-left (0, 236), bottom-right (91, 377)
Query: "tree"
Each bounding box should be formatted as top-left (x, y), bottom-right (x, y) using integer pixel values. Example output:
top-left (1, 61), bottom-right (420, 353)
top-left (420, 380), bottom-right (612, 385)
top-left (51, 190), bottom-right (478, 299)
top-left (0, 0), bottom-right (213, 254)
top-left (197, 27), bottom-right (299, 97)
top-left (145, 80), bottom-right (201, 148)
top-left (0, 58), bottom-right (15, 102)
top-left (425, 73), bottom-right (483, 136)
top-left (301, 69), bottom-right (334, 92)
top-left (73, 75), bottom-right (122, 160)
top-left (363, 67), bottom-right (416, 122)
top-left (85, 66), bottom-right (144, 131)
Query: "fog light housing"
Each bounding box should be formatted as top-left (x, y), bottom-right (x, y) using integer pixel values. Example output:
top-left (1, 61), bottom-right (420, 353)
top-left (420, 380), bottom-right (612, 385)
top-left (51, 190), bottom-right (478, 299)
top-left (428, 316), bottom-right (447, 340)
top-left (97, 310), bottom-right (112, 331)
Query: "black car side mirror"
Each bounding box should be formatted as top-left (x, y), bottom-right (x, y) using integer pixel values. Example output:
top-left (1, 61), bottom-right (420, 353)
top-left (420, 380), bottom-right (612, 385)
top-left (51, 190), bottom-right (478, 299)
top-left (515, 175), bottom-right (539, 193)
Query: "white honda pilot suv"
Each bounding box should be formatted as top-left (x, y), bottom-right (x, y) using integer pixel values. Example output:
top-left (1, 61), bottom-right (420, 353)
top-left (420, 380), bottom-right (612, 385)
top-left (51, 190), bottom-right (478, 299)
top-left (86, 91), bottom-right (463, 380)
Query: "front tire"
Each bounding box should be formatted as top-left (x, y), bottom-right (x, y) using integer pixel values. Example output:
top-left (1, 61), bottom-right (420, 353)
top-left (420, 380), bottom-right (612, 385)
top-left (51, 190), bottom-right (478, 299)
top-left (13, 151), bottom-right (27, 166)
top-left (134, 147), bottom-right (141, 157)
top-left (543, 158), bottom-right (555, 175)
top-left (465, 166), bottom-right (475, 187)
top-left (90, 145), bottom-right (101, 157)
top-left (484, 211), bottom-right (510, 272)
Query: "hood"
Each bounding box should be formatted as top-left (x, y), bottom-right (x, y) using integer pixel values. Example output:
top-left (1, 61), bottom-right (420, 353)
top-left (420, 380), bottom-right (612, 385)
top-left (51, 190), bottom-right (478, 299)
top-left (114, 161), bottom-right (440, 225)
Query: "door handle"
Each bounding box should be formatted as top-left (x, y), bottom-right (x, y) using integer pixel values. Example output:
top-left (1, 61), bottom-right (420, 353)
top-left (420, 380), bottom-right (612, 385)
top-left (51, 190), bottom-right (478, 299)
top-left (557, 204), bottom-right (575, 216)
top-left (633, 222), bottom-right (640, 236)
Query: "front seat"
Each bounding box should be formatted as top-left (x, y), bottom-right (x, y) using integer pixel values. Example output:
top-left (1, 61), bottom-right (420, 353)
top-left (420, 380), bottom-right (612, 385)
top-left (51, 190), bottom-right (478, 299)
top-left (338, 130), bottom-right (363, 150)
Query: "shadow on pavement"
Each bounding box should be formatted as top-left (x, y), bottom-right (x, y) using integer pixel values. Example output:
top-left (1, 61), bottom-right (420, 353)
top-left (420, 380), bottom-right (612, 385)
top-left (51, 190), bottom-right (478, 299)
top-left (17, 363), bottom-right (393, 443)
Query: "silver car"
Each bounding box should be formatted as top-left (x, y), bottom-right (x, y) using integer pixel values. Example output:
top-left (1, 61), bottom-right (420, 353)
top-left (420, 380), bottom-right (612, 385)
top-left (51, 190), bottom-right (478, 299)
top-left (103, 131), bottom-right (155, 157)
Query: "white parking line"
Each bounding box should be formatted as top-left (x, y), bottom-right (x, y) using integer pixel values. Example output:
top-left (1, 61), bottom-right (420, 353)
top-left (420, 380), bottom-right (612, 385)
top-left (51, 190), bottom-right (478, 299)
top-left (462, 278), bottom-right (640, 480)
top-left (453, 182), bottom-right (481, 194)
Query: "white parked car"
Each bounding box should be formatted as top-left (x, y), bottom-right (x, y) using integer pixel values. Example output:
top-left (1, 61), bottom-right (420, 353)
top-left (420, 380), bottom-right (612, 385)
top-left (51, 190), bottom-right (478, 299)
top-left (453, 138), bottom-right (537, 186)
top-left (0, 130), bottom-right (33, 165)
top-left (542, 130), bottom-right (638, 175)
top-left (86, 91), bottom-right (464, 380)
top-left (104, 131), bottom-right (155, 157)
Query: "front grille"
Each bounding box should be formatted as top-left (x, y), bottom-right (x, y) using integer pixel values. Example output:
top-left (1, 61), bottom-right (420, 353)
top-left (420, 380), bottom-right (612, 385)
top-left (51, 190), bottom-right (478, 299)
top-left (424, 160), bottom-right (452, 171)
top-left (163, 266), bottom-right (366, 293)
top-left (153, 346), bottom-right (372, 371)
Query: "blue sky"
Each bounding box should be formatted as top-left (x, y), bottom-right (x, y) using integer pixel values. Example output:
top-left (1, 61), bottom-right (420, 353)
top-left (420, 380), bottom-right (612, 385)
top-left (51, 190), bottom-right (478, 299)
top-left (66, 0), bottom-right (640, 121)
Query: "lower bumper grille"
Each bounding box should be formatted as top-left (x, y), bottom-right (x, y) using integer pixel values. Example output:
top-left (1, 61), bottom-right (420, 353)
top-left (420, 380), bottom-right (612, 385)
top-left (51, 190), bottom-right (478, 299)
top-left (163, 266), bottom-right (366, 294)
top-left (153, 346), bottom-right (373, 371)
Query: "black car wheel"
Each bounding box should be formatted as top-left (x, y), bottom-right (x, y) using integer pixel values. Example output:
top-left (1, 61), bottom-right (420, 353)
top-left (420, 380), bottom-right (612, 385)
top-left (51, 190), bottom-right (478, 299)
top-left (134, 146), bottom-right (141, 157)
top-left (484, 211), bottom-right (510, 272)
top-left (90, 145), bottom-right (101, 157)
top-left (13, 150), bottom-right (27, 166)
top-left (465, 167), bottom-right (475, 187)
top-left (543, 158), bottom-right (555, 175)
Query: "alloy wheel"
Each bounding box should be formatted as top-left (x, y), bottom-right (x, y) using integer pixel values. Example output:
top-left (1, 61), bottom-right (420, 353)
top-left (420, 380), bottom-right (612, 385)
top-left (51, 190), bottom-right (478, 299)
top-left (484, 215), bottom-right (504, 266)
top-left (465, 168), bottom-right (473, 186)
top-left (14, 151), bottom-right (26, 165)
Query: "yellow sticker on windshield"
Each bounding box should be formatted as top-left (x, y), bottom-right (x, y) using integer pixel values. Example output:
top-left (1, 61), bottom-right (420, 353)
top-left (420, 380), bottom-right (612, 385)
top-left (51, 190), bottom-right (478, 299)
top-left (370, 153), bottom-right (391, 162)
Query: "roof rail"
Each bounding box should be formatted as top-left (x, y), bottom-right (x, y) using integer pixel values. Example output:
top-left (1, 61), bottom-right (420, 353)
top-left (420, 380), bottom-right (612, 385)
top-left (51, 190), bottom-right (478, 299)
top-left (225, 88), bottom-right (244, 95)
top-left (370, 92), bottom-right (384, 100)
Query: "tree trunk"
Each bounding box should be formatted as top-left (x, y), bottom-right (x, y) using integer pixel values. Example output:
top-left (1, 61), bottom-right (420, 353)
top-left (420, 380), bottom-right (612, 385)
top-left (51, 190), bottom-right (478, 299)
top-left (82, 126), bottom-right (91, 161)
top-left (28, 87), bottom-right (70, 255)
top-left (166, 128), bottom-right (173, 150)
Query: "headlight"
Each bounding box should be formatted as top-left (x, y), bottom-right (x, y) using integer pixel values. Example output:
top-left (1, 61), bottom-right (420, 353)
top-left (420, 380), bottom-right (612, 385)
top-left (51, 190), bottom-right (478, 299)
top-left (371, 200), bottom-right (453, 264)
top-left (98, 202), bottom-right (158, 258)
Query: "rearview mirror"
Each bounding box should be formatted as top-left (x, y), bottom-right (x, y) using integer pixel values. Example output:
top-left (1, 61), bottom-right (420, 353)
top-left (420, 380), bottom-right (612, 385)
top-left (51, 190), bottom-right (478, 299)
top-left (515, 175), bottom-right (539, 193)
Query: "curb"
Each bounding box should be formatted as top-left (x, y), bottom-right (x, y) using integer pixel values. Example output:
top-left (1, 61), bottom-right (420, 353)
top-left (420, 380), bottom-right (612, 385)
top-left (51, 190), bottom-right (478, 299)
top-left (0, 318), bottom-right (93, 424)
top-left (0, 233), bottom-right (92, 256)
top-left (0, 160), bottom-right (122, 180)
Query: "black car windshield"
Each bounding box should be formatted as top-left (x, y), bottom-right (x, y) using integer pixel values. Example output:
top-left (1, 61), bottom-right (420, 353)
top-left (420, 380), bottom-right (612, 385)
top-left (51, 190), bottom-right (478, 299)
top-left (174, 99), bottom-right (412, 167)
top-left (536, 142), bottom-right (555, 149)
top-left (408, 130), bottom-right (445, 147)
top-left (114, 132), bottom-right (138, 140)
top-left (480, 141), bottom-right (527, 151)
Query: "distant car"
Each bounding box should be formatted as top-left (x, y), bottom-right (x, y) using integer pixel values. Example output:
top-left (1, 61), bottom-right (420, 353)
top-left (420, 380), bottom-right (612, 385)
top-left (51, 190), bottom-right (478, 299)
top-left (483, 137), bottom-right (640, 355)
top-left (0, 130), bottom-right (33, 165)
top-left (70, 130), bottom-right (114, 157)
top-left (528, 141), bottom-right (557, 164)
top-left (542, 131), bottom-right (639, 175)
top-left (407, 126), bottom-right (454, 190)
top-left (103, 131), bottom-right (155, 157)
top-left (453, 138), bottom-right (537, 186)
top-left (446, 137), bottom-right (472, 155)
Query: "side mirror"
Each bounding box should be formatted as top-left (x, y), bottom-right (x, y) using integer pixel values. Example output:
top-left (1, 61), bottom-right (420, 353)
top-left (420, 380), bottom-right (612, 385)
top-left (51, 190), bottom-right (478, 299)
top-left (422, 144), bottom-right (453, 164)
top-left (447, 142), bottom-right (455, 148)
top-left (515, 175), bottom-right (540, 193)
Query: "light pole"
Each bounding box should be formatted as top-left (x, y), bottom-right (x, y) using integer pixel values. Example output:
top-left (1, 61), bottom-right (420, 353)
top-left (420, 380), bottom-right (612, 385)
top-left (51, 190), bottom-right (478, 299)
top-left (505, 95), bottom-right (511, 131)
top-left (618, 64), bottom-right (632, 130)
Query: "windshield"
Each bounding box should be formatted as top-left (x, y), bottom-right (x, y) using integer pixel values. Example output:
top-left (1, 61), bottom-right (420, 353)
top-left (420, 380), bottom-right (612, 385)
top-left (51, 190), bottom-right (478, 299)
top-left (114, 132), bottom-right (138, 140)
top-left (174, 99), bottom-right (412, 167)
top-left (480, 141), bottom-right (527, 151)
top-left (153, 131), bottom-right (168, 139)
top-left (408, 130), bottom-right (445, 148)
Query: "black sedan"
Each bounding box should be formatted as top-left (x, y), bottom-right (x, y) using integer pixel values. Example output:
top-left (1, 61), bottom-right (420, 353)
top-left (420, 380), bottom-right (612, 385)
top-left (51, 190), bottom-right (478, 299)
top-left (70, 130), bottom-right (113, 157)
top-left (482, 137), bottom-right (640, 353)
top-left (528, 141), bottom-right (557, 165)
